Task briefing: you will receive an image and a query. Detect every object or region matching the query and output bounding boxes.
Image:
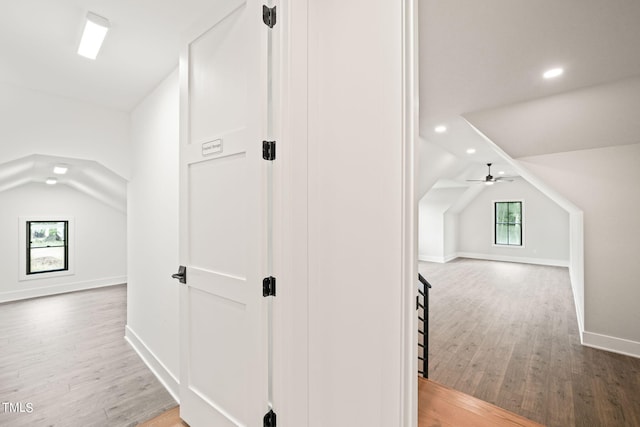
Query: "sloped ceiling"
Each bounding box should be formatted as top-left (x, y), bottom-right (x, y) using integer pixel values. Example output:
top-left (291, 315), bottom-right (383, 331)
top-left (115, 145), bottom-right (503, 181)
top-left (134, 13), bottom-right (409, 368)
top-left (0, 0), bottom-right (225, 111)
top-left (0, 155), bottom-right (127, 212)
top-left (1, 1), bottom-right (220, 210)
top-left (418, 0), bottom-right (640, 188)
top-left (464, 76), bottom-right (640, 159)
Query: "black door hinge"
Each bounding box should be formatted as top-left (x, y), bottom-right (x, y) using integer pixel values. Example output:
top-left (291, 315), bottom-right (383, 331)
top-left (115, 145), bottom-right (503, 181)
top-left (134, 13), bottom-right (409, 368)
top-left (263, 5), bottom-right (276, 28)
top-left (263, 276), bottom-right (276, 297)
top-left (263, 140), bottom-right (276, 161)
top-left (263, 409), bottom-right (276, 427)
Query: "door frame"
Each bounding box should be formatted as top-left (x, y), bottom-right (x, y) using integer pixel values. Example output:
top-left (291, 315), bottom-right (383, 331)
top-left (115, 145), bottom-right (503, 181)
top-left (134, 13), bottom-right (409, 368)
top-left (273, 0), bottom-right (418, 425)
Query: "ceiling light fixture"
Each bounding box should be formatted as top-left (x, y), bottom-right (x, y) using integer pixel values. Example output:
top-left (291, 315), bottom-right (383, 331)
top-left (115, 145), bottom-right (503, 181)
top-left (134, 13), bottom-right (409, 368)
top-left (498, 171), bottom-right (505, 175)
top-left (434, 125), bottom-right (447, 133)
top-left (543, 67), bottom-right (564, 79)
top-left (466, 148), bottom-right (476, 154)
top-left (53, 165), bottom-right (68, 175)
top-left (45, 178), bottom-right (58, 185)
top-left (77, 12), bottom-right (110, 60)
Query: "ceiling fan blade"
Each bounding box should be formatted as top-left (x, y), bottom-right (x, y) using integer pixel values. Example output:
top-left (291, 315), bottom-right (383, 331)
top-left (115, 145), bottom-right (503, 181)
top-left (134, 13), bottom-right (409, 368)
top-left (465, 179), bottom-right (486, 182)
top-left (495, 177), bottom-right (515, 182)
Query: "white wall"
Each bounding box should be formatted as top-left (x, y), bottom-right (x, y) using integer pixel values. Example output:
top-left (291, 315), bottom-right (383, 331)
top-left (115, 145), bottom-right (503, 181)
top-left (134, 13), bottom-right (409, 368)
top-left (126, 70), bottom-right (180, 399)
top-left (443, 213), bottom-right (458, 258)
top-left (0, 183), bottom-right (126, 302)
top-left (418, 187), bottom-right (466, 262)
top-left (302, 0), bottom-right (409, 425)
top-left (519, 143), bottom-right (640, 355)
top-left (0, 82), bottom-right (130, 180)
top-left (457, 178), bottom-right (570, 266)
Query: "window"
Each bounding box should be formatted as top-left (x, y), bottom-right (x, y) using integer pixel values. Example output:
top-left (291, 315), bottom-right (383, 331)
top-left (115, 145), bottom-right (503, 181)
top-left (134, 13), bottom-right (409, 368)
top-left (494, 201), bottom-right (522, 246)
top-left (26, 221), bottom-right (69, 275)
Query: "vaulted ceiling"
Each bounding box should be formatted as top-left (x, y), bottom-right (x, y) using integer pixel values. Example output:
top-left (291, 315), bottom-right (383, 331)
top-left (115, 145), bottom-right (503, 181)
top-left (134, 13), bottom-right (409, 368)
top-left (2, 1), bottom-right (640, 201)
top-left (0, 0), bottom-right (218, 205)
top-left (419, 0), bottom-right (640, 191)
top-left (0, 155), bottom-right (127, 212)
top-left (0, 0), bottom-right (221, 112)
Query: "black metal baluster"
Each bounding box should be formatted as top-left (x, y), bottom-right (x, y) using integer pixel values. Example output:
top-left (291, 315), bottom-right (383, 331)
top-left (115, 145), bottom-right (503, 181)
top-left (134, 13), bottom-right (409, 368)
top-left (418, 274), bottom-right (432, 379)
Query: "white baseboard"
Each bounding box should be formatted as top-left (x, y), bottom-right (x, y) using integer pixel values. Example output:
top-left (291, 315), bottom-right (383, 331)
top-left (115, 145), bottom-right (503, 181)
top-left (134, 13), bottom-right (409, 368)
top-left (582, 331), bottom-right (640, 359)
top-left (125, 325), bottom-right (180, 403)
top-left (569, 266), bottom-right (585, 335)
top-left (456, 252), bottom-right (569, 267)
top-left (0, 276), bottom-right (127, 303)
top-left (418, 254), bottom-right (457, 263)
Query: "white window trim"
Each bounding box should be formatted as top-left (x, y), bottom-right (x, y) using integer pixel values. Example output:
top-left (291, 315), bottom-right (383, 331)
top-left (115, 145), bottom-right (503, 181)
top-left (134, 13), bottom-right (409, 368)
top-left (492, 199), bottom-right (526, 249)
top-left (19, 216), bottom-right (75, 281)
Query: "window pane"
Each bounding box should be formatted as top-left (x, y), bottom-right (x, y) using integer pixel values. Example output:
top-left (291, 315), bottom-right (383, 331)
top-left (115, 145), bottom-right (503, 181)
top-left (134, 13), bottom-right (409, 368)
top-left (496, 224), bottom-right (509, 245)
top-left (509, 224), bottom-right (522, 246)
top-left (30, 222), bottom-right (66, 248)
top-left (508, 202), bottom-right (521, 224)
top-left (496, 202), bottom-right (509, 223)
top-left (30, 247), bottom-right (66, 273)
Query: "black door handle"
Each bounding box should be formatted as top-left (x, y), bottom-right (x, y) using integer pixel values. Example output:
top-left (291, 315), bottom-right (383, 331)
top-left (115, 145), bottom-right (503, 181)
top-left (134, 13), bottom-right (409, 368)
top-left (172, 265), bottom-right (186, 284)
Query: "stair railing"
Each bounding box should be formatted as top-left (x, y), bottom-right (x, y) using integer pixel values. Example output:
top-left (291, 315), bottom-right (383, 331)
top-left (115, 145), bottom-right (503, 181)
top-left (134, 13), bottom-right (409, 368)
top-left (417, 273), bottom-right (432, 378)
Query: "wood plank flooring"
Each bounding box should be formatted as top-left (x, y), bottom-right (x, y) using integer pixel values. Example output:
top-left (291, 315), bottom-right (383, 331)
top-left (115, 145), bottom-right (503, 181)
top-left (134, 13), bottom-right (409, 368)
top-left (149, 379), bottom-right (545, 427)
top-left (0, 285), bottom-right (177, 427)
top-left (421, 258), bottom-right (640, 427)
top-left (138, 406), bottom-right (187, 427)
top-left (418, 377), bottom-right (544, 427)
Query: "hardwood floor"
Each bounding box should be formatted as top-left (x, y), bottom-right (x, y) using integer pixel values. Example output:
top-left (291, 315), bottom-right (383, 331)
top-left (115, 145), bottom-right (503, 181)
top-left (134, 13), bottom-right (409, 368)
top-left (138, 406), bottom-right (187, 427)
top-left (421, 258), bottom-right (640, 427)
top-left (154, 379), bottom-right (544, 427)
top-left (0, 285), bottom-right (177, 427)
top-left (418, 377), bottom-right (543, 427)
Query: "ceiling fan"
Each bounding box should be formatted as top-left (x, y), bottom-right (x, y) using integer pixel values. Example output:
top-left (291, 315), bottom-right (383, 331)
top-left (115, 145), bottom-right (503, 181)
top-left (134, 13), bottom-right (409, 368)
top-left (466, 163), bottom-right (514, 185)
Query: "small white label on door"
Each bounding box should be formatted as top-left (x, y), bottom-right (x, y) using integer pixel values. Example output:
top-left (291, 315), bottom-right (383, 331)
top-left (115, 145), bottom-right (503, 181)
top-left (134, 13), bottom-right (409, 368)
top-left (202, 139), bottom-right (223, 156)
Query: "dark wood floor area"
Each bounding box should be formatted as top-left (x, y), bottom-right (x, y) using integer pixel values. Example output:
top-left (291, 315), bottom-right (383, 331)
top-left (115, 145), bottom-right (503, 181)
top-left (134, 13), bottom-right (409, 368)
top-left (421, 258), bottom-right (640, 427)
top-left (0, 285), bottom-right (176, 426)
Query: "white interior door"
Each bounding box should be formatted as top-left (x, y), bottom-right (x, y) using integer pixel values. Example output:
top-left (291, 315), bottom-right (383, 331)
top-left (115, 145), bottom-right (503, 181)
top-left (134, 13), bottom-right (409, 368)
top-left (177, 1), bottom-right (270, 425)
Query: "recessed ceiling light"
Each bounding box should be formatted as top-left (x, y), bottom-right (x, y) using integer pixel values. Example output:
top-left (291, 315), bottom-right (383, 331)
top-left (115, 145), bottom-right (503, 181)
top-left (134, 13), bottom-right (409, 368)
top-left (46, 178), bottom-right (57, 185)
top-left (78, 12), bottom-right (110, 60)
top-left (434, 125), bottom-right (447, 133)
top-left (543, 67), bottom-right (564, 79)
top-left (53, 165), bottom-right (68, 175)
top-left (466, 148), bottom-right (476, 154)
top-left (498, 171), bottom-right (505, 175)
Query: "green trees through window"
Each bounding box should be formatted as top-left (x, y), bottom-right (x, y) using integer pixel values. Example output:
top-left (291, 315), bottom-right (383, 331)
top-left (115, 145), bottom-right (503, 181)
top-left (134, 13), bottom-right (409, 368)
top-left (27, 221), bottom-right (68, 274)
top-left (495, 202), bottom-right (522, 246)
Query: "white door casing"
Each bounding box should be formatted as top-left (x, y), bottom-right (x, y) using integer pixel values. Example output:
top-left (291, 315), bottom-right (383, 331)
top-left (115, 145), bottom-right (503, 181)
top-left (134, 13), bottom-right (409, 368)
top-left (178, 1), bottom-right (271, 425)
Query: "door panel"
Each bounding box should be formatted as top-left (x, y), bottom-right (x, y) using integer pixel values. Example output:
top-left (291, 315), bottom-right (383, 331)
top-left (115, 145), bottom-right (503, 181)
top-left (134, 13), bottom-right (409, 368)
top-left (189, 153), bottom-right (248, 277)
top-left (189, 286), bottom-right (247, 419)
top-left (190, 5), bottom-right (248, 143)
top-left (178, 1), bottom-right (268, 425)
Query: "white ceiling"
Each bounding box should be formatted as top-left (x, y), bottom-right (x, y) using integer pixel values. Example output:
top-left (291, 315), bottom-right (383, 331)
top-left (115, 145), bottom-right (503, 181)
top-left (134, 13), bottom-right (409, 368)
top-left (2, 1), bottom-right (639, 196)
top-left (419, 0), bottom-right (640, 175)
top-left (0, 0), bottom-right (222, 112)
top-left (0, 0), bottom-right (223, 205)
top-left (0, 154), bottom-right (127, 212)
